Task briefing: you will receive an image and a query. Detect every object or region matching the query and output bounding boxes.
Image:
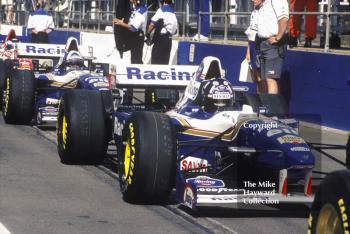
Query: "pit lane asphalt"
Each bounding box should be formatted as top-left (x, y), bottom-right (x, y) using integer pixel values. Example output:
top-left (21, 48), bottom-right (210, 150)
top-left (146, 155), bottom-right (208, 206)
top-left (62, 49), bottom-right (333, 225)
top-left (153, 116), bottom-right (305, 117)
top-left (0, 117), bottom-right (347, 234)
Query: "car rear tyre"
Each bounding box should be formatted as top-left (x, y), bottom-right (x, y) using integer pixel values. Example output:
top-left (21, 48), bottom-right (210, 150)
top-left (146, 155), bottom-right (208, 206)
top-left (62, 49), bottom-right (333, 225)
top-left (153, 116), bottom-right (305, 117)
top-left (2, 69), bottom-right (35, 124)
top-left (57, 90), bottom-right (108, 164)
top-left (308, 170), bottom-right (350, 234)
top-left (118, 111), bottom-right (176, 203)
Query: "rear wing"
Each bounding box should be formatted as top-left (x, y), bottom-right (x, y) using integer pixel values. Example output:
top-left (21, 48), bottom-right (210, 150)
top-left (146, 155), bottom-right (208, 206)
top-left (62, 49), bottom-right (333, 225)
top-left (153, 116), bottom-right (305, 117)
top-left (109, 63), bottom-right (198, 89)
top-left (16, 43), bottom-right (95, 60)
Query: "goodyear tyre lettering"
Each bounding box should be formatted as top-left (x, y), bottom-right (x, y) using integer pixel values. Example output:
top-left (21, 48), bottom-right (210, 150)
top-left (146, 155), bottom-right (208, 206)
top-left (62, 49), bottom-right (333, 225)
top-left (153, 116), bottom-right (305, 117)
top-left (338, 198), bottom-right (350, 233)
top-left (125, 122), bottom-right (135, 185)
top-left (62, 115), bottom-right (68, 149)
top-left (4, 77), bottom-right (10, 115)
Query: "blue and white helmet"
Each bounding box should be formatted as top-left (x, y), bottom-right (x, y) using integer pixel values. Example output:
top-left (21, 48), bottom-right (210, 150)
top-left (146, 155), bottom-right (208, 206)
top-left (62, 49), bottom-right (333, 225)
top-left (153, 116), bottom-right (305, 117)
top-left (200, 77), bottom-right (234, 112)
top-left (66, 50), bottom-right (84, 68)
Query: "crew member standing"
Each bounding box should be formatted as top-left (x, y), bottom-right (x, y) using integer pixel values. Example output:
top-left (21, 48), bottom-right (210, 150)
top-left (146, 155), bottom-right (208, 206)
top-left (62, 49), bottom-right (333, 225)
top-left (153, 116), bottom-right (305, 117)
top-left (27, 1), bottom-right (54, 44)
top-left (255, 0), bottom-right (289, 94)
top-left (147, 0), bottom-right (178, 65)
top-left (113, 0), bottom-right (147, 64)
top-left (245, 5), bottom-right (262, 93)
top-left (289, 0), bottom-right (317, 48)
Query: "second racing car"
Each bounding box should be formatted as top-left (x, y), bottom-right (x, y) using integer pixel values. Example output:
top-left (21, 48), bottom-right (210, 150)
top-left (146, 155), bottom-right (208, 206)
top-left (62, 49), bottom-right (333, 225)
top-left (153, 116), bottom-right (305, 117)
top-left (1, 36), bottom-right (109, 125)
top-left (56, 56), bottom-right (315, 209)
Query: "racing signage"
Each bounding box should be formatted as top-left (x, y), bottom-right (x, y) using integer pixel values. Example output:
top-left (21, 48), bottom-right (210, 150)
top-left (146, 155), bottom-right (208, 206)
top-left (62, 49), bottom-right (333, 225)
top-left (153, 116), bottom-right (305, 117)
top-left (17, 43), bottom-right (65, 58)
top-left (113, 64), bottom-right (198, 87)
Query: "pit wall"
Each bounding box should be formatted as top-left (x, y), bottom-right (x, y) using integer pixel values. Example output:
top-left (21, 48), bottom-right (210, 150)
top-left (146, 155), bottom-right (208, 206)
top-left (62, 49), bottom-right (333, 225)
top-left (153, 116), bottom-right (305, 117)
top-left (178, 41), bottom-right (350, 131)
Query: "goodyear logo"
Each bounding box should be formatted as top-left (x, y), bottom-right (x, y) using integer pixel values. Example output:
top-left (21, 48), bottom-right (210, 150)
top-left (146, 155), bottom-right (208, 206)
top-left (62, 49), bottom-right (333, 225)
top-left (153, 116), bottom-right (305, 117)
top-left (26, 45), bottom-right (65, 55)
top-left (126, 67), bottom-right (192, 81)
top-left (338, 198), bottom-right (349, 234)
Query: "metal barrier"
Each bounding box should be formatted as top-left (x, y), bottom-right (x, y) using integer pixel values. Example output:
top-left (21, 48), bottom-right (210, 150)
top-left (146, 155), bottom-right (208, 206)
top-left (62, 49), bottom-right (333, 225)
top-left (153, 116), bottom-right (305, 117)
top-left (198, 9), bottom-right (350, 52)
top-left (1, 6), bottom-right (350, 53)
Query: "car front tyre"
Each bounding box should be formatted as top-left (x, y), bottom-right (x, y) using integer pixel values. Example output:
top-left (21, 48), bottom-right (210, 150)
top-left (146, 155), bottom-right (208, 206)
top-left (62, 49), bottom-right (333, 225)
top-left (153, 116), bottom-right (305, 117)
top-left (308, 170), bottom-right (350, 234)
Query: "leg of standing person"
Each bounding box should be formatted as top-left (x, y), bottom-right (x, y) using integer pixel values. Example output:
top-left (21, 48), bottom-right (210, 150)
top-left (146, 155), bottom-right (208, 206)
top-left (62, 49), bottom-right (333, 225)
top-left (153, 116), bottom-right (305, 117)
top-left (201, 0), bottom-right (210, 38)
top-left (304, 0), bottom-right (317, 47)
top-left (130, 32), bottom-right (144, 64)
top-left (151, 34), bottom-right (172, 65)
top-left (260, 40), bottom-right (287, 94)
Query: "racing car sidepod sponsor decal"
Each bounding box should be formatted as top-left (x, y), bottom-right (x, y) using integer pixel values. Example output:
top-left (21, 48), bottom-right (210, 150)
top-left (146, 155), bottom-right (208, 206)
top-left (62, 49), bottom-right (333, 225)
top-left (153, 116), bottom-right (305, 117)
top-left (46, 98), bottom-right (59, 105)
top-left (277, 135), bottom-right (305, 144)
top-left (183, 185), bottom-right (195, 209)
top-left (180, 156), bottom-right (208, 172)
top-left (290, 146), bottom-right (310, 152)
top-left (186, 176), bottom-right (225, 187)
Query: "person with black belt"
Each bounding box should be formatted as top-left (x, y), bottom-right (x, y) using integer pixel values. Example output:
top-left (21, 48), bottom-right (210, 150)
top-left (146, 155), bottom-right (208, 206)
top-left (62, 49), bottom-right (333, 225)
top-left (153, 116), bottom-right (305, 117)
top-left (113, 0), bottom-right (147, 64)
top-left (255, 0), bottom-right (289, 94)
top-left (27, 1), bottom-right (54, 44)
top-left (146, 0), bottom-right (178, 65)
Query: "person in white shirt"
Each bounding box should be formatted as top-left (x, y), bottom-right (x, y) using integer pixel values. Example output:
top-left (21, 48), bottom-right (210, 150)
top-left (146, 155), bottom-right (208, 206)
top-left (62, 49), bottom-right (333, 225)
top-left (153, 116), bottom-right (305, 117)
top-left (254, 0), bottom-right (289, 94)
top-left (146, 0), bottom-right (178, 65)
top-left (113, 0), bottom-right (147, 64)
top-left (245, 6), bottom-right (262, 93)
top-left (27, 1), bottom-right (54, 44)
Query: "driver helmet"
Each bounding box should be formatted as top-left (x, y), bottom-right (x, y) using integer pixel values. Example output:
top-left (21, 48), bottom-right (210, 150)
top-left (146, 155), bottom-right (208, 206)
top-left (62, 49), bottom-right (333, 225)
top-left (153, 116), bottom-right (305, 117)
top-left (199, 77), bottom-right (234, 112)
top-left (66, 50), bottom-right (84, 69)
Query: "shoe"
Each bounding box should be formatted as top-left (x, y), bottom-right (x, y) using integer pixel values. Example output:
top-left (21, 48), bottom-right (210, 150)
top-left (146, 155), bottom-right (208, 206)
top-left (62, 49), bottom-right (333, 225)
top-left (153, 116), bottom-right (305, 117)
top-left (288, 36), bottom-right (298, 48)
top-left (304, 39), bottom-right (312, 48)
top-left (192, 34), bottom-right (209, 42)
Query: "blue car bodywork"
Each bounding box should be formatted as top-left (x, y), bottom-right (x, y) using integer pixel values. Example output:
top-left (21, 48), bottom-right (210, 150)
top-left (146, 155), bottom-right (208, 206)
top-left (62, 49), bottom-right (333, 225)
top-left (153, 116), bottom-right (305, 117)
top-left (34, 66), bottom-right (109, 124)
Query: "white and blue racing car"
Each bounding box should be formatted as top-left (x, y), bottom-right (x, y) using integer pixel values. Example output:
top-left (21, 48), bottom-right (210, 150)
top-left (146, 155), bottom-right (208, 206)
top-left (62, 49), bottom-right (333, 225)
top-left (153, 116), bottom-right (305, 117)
top-left (56, 56), bottom-right (315, 208)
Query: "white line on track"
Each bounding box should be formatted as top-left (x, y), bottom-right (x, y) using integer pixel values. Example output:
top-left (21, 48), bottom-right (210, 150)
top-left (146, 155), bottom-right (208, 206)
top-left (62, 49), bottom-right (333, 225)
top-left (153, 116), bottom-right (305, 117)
top-left (0, 222), bottom-right (11, 234)
top-left (206, 218), bottom-right (240, 234)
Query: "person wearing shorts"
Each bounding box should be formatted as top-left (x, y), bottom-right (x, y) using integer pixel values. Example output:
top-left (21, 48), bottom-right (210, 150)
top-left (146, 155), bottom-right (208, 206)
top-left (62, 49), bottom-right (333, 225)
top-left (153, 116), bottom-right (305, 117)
top-left (254, 0), bottom-right (289, 94)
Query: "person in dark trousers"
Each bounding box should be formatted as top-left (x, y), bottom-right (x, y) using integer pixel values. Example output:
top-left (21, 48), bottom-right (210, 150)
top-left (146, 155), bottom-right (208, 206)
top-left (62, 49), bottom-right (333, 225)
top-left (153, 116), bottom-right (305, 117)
top-left (254, 0), bottom-right (289, 94)
top-left (27, 1), bottom-right (54, 44)
top-left (113, 0), bottom-right (147, 64)
top-left (192, 0), bottom-right (210, 41)
top-left (146, 0), bottom-right (178, 65)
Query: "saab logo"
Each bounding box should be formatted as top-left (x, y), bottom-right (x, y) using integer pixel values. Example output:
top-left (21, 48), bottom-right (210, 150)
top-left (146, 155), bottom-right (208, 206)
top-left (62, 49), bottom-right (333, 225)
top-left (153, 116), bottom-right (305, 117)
top-left (183, 185), bottom-right (195, 209)
top-left (180, 156), bottom-right (208, 172)
top-left (127, 67), bottom-right (192, 81)
top-left (186, 176), bottom-right (225, 187)
top-left (290, 147), bottom-right (310, 152)
top-left (277, 135), bottom-right (305, 144)
top-left (26, 45), bottom-right (64, 55)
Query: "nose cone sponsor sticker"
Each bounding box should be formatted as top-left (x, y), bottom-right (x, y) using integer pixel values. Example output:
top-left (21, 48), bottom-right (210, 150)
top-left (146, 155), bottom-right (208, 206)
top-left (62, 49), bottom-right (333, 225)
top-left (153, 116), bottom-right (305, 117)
top-left (277, 135), bottom-right (305, 144)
